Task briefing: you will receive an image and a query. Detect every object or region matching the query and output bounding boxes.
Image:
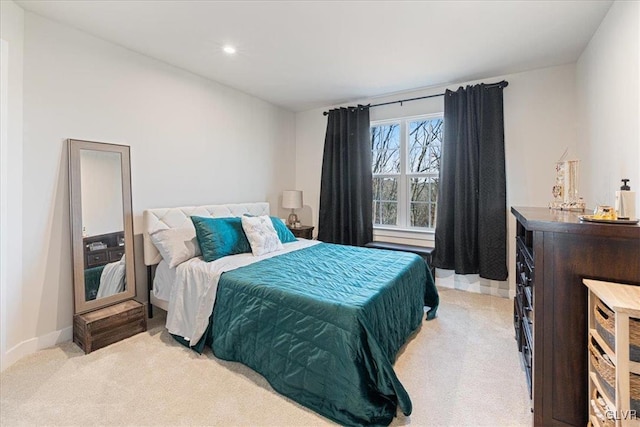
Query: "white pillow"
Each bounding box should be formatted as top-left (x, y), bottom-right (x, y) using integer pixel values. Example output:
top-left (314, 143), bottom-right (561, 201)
top-left (241, 215), bottom-right (283, 256)
top-left (150, 228), bottom-right (201, 268)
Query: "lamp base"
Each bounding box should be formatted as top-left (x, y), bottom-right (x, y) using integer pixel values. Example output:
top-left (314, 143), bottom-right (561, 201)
top-left (287, 212), bottom-right (299, 227)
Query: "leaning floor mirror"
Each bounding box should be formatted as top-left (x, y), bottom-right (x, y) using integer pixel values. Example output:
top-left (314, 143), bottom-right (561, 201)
top-left (68, 139), bottom-right (136, 314)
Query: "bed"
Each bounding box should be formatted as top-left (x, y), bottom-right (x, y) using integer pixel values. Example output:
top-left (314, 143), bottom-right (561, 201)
top-left (143, 202), bottom-right (438, 426)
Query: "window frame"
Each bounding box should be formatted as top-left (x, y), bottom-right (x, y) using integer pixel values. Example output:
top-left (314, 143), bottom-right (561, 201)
top-left (371, 112), bottom-right (443, 232)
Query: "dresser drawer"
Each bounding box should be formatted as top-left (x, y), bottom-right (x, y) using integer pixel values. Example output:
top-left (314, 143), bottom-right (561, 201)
top-left (108, 247), bottom-right (125, 262)
top-left (514, 298), bottom-right (523, 351)
top-left (514, 235), bottom-right (535, 402)
top-left (521, 326), bottom-right (533, 398)
top-left (86, 250), bottom-right (108, 267)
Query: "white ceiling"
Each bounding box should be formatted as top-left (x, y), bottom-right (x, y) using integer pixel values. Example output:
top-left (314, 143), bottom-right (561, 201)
top-left (16, 0), bottom-right (612, 112)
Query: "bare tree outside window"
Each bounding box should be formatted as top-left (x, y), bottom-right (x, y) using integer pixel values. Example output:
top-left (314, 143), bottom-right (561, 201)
top-left (371, 123), bottom-right (400, 225)
top-left (371, 116), bottom-right (443, 229)
top-left (408, 118), bottom-right (442, 228)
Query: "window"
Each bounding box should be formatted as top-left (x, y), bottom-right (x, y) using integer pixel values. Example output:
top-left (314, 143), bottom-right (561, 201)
top-left (371, 114), bottom-right (443, 230)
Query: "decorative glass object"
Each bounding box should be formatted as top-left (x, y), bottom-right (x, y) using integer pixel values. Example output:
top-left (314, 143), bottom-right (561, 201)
top-left (550, 158), bottom-right (585, 212)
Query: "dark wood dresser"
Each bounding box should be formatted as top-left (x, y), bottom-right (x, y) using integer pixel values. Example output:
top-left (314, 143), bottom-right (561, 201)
top-left (511, 207), bottom-right (640, 426)
top-left (83, 231), bottom-right (125, 268)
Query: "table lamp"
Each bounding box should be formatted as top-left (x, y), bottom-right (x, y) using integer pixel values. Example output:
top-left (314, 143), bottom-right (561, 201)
top-left (282, 190), bottom-right (303, 227)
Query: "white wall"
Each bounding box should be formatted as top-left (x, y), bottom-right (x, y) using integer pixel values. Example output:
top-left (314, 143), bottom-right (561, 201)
top-left (0, 36), bottom-right (7, 375)
top-left (4, 11), bottom-right (295, 371)
top-left (576, 0), bottom-right (639, 212)
top-left (295, 64), bottom-right (578, 297)
top-left (0, 0), bottom-right (25, 372)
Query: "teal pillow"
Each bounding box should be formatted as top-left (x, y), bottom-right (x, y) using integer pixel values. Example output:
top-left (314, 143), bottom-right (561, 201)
top-left (270, 217), bottom-right (297, 243)
top-left (191, 216), bottom-right (251, 262)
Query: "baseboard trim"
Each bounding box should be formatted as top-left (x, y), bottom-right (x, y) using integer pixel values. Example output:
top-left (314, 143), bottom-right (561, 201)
top-left (435, 268), bottom-right (513, 299)
top-left (1, 326), bottom-right (73, 372)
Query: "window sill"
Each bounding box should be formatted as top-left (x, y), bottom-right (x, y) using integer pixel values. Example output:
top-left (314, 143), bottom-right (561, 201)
top-left (373, 226), bottom-right (435, 243)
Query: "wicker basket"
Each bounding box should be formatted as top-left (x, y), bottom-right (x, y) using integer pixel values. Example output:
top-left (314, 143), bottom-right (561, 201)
top-left (591, 387), bottom-right (615, 427)
top-left (589, 336), bottom-right (640, 413)
top-left (594, 298), bottom-right (640, 362)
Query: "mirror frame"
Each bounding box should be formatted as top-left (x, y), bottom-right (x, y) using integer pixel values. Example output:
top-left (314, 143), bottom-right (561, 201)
top-left (68, 139), bottom-right (136, 314)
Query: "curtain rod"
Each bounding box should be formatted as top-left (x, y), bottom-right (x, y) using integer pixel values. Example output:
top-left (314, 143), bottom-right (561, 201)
top-left (322, 80), bottom-right (509, 116)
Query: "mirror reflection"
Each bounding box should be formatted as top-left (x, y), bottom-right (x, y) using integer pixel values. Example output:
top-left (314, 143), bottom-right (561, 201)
top-left (80, 149), bottom-right (126, 301)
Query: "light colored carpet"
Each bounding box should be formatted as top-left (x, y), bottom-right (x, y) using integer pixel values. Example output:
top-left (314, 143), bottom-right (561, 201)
top-left (0, 288), bottom-right (532, 426)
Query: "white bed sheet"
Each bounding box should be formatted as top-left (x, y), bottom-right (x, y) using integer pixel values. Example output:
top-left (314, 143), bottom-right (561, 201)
top-left (165, 239), bottom-right (320, 346)
top-left (152, 259), bottom-right (175, 303)
top-left (96, 256), bottom-right (126, 299)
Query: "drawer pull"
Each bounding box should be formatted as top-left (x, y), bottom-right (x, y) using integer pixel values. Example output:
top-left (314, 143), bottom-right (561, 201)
top-left (520, 272), bottom-right (532, 286)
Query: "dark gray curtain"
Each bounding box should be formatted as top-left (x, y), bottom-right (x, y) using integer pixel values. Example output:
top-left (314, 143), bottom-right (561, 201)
top-left (318, 106), bottom-right (372, 246)
top-left (432, 82), bottom-right (508, 281)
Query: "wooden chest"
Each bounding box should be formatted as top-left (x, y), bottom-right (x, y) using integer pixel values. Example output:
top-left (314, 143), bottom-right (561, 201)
top-left (73, 300), bottom-right (146, 354)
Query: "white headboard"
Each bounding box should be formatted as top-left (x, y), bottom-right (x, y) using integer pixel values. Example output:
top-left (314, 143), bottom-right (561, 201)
top-left (142, 202), bottom-right (270, 266)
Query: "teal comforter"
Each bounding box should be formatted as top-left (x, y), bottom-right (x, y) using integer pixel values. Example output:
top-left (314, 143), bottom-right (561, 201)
top-left (201, 243), bottom-right (438, 426)
top-left (84, 265), bottom-right (104, 301)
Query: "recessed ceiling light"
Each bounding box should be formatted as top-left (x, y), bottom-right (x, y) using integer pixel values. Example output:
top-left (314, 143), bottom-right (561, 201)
top-left (222, 45), bottom-right (236, 55)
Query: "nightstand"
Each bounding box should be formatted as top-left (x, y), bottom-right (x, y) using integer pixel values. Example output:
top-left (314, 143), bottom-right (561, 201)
top-left (287, 225), bottom-right (314, 239)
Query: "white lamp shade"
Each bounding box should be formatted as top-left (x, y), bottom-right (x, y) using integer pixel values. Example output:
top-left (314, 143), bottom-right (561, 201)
top-left (282, 190), bottom-right (303, 209)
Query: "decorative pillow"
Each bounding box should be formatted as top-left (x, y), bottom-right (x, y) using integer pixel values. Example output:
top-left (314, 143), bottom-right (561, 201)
top-left (191, 216), bottom-right (252, 262)
top-left (150, 228), bottom-right (201, 268)
top-left (243, 214), bottom-right (297, 244)
top-left (270, 216), bottom-right (297, 243)
top-left (241, 215), bottom-right (284, 256)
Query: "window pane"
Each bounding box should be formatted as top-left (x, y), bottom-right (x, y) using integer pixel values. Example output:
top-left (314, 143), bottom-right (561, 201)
top-left (372, 200), bottom-right (380, 224)
top-left (410, 177), bottom-right (438, 228)
top-left (410, 177), bottom-right (428, 202)
top-left (410, 203), bottom-right (429, 228)
top-left (371, 124), bottom-right (400, 173)
top-left (372, 177), bottom-right (398, 225)
top-left (430, 203), bottom-right (437, 228)
top-left (381, 202), bottom-right (397, 226)
top-left (410, 201), bottom-right (438, 228)
top-left (408, 118), bottom-right (442, 173)
top-left (373, 177), bottom-right (398, 201)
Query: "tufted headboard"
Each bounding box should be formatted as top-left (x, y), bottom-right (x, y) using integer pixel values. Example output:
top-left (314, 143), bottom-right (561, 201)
top-left (142, 202), bottom-right (270, 266)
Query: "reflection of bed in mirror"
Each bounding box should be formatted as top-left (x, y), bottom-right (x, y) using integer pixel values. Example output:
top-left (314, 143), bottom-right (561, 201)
top-left (83, 260), bottom-right (125, 300)
top-left (84, 260), bottom-right (126, 301)
top-left (83, 231), bottom-right (126, 300)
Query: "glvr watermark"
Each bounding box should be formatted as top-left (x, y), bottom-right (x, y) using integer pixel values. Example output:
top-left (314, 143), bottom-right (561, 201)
top-left (605, 409), bottom-right (637, 421)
